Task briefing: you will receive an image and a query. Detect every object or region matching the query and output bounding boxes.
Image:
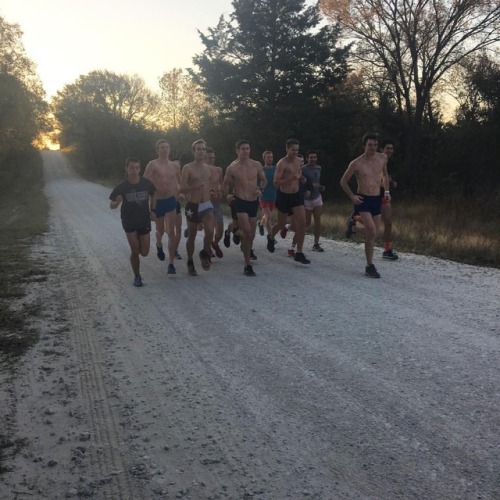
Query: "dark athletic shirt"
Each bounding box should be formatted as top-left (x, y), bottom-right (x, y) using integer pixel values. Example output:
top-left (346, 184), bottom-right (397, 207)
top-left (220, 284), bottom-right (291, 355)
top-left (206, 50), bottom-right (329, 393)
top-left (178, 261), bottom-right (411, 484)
top-left (109, 177), bottom-right (155, 227)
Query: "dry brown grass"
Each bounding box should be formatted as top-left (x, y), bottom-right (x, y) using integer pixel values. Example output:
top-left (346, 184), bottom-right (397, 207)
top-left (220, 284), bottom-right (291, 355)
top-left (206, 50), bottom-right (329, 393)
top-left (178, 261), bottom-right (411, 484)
top-left (0, 154), bottom-right (49, 359)
top-left (320, 198), bottom-right (499, 268)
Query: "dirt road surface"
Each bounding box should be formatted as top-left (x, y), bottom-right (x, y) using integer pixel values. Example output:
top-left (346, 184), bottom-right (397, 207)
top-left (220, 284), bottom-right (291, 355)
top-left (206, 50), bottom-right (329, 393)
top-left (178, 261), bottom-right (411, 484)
top-left (1, 151), bottom-right (499, 499)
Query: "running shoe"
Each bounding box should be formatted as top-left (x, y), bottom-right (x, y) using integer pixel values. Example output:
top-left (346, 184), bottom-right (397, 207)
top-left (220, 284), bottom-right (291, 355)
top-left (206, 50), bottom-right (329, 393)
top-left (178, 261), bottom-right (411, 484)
top-left (212, 241), bottom-right (223, 258)
top-left (133, 275), bottom-right (143, 287)
top-left (280, 225), bottom-right (288, 239)
top-left (175, 251), bottom-right (182, 260)
top-left (382, 249), bottom-right (398, 260)
top-left (345, 218), bottom-right (356, 239)
top-left (199, 249), bottom-right (211, 270)
top-left (223, 229), bottom-right (231, 248)
top-left (250, 249), bottom-right (257, 260)
top-left (267, 235), bottom-right (276, 253)
top-left (258, 220), bottom-right (265, 236)
top-left (167, 264), bottom-right (176, 275)
top-left (184, 228), bottom-right (189, 238)
top-left (187, 259), bottom-right (198, 276)
top-left (294, 252), bottom-right (311, 264)
top-left (312, 243), bottom-right (324, 252)
top-left (244, 265), bottom-right (256, 277)
top-left (156, 245), bottom-right (165, 261)
top-left (288, 248), bottom-right (296, 258)
top-left (365, 264), bottom-right (381, 278)
top-left (232, 228), bottom-right (241, 245)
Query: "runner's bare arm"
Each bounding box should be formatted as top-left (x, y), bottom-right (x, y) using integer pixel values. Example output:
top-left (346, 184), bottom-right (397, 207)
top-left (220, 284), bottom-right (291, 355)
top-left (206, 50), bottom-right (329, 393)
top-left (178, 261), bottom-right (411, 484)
top-left (143, 161), bottom-right (154, 180)
top-left (110, 195), bottom-right (122, 209)
top-left (340, 162), bottom-right (362, 204)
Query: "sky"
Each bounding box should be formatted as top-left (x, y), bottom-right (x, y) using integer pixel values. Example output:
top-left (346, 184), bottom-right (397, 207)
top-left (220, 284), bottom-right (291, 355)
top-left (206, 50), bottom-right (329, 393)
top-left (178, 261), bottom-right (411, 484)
top-left (0, 0), bottom-right (238, 98)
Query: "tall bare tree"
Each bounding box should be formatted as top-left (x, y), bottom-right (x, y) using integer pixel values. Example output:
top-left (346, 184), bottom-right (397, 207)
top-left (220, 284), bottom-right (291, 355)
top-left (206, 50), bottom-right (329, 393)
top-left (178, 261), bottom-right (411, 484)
top-left (320, 0), bottom-right (500, 190)
top-left (158, 68), bottom-right (213, 130)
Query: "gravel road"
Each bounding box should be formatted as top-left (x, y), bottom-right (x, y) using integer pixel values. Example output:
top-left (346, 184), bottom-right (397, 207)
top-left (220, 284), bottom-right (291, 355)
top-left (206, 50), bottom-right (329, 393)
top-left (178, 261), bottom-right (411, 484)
top-left (1, 151), bottom-right (499, 499)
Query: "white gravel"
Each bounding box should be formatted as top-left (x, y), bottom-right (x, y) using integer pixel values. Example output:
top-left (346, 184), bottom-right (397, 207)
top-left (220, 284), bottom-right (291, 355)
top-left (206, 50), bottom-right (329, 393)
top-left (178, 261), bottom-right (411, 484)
top-left (0, 150), bottom-right (499, 499)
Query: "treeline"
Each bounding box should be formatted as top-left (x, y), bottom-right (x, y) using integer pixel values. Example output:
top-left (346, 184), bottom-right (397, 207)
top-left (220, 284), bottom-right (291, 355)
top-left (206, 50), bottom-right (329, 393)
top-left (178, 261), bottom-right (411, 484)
top-left (2, 1), bottom-right (499, 204)
top-left (0, 17), bottom-right (49, 192)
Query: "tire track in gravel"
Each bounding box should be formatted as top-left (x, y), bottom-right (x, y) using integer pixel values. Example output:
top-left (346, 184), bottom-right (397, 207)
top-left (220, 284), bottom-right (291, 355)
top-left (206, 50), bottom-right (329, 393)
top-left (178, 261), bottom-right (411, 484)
top-left (69, 283), bottom-right (138, 499)
top-left (4, 151), bottom-right (498, 499)
top-left (42, 152), bottom-right (143, 499)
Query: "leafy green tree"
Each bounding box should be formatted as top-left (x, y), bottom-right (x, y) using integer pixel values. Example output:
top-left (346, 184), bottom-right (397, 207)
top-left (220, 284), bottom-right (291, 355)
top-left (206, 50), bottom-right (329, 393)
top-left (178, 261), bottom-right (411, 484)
top-left (0, 16), bottom-right (49, 151)
top-left (53, 71), bottom-right (161, 177)
top-left (62, 70), bottom-right (161, 125)
top-left (191, 0), bottom-right (349, 149)
top-left (456, 54), bottom-right (500, 124)
top-left (0, 74), bottom-right (37, 155)
top-left (0, 16), bottom-right (39, 88)
top-left (436, 54), bottom-right (500, 197)
top-left (0, 16), bottom-right (48, 185)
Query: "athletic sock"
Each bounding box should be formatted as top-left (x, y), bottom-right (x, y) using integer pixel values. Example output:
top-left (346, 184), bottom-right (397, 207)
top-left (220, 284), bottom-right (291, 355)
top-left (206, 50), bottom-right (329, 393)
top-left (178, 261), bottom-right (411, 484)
top-left (384, 241), bottom-right (391, 251)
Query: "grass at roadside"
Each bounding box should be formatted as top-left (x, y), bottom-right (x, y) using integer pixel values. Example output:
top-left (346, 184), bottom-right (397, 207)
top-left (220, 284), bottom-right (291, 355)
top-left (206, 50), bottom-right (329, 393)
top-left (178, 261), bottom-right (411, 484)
top-left (0, 149), bottom-right (49, 475)
top-left (319, 198), bottom-right (499, 268)
top-left (0, 151), bottom-right (49, 360)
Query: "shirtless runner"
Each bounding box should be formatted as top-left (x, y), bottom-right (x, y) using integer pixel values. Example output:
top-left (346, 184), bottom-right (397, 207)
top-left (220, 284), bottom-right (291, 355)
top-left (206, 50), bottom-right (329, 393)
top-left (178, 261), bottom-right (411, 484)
top-left (266, 138), bottom-right (311, 265)
top-left (144, 140), bottom-right (181, 275)
top-left (205, 148), bottom-right (224, 259)
top-left (222, 140), bottom-right (267, 276)
top-left (180, 139), bottom-right (215, 276)
top-left (380, 138), bottom-right (399, 260)
top-left (258, 150), bottom-right (277, 237)
top-left (340, 132), bottom-right (390, 278)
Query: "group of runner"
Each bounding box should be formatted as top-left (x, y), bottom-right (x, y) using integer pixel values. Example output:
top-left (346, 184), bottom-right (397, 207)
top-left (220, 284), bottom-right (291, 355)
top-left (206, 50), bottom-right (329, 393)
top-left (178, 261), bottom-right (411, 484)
top-left (109, 133), bottom-right (398, 286)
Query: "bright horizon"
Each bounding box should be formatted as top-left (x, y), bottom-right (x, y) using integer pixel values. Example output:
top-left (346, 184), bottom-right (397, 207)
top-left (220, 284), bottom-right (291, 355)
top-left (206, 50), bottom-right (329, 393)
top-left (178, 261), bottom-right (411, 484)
top-left (1, 0), bottom-right (237, 98)
top-left (1, 0), bottom-right (458, 120)
top-left (2, 0), bottom-right (321, 100)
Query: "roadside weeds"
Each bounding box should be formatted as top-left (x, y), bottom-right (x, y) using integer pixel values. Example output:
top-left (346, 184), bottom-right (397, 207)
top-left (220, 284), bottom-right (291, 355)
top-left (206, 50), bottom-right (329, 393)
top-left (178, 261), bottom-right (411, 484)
top-left (0, 151), bottom-right (49, 471)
